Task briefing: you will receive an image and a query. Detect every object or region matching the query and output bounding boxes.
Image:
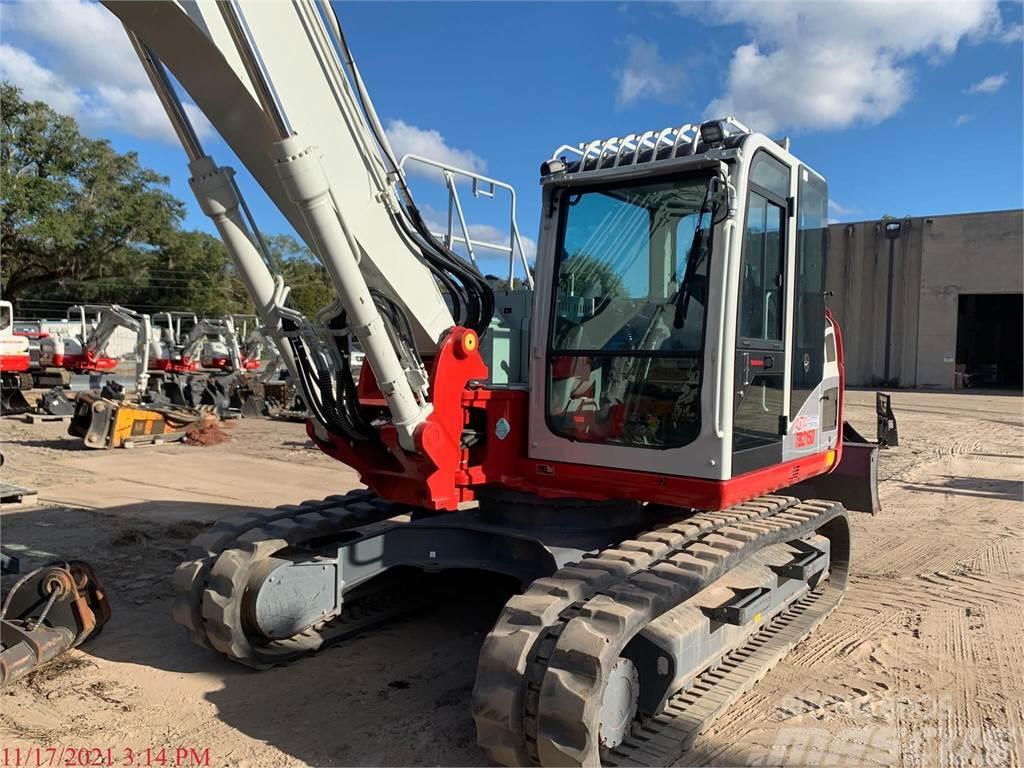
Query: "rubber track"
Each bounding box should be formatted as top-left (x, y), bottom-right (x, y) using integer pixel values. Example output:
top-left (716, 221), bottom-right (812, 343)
top-left (534, 499), bottom-right (849, 766)
top-left (171, 490), bottom-right (405, 666)
top-left (606, 584), bottom-right (841, 766)
top-left (472, 495), bottom-right (804, 767)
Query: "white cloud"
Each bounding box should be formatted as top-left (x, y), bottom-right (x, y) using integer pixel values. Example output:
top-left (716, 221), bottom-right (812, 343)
top-left (698, 0), bottom-right (1009, 134)
top-left (954, 113), bottom-right (976, 127)
top-left (385, 120), bottom-right (485, 178)
top-left (965, 72), bottom-right (1008, 94)
top-left (466, 223), bottom-right (537, 262)
top-left (614, 36), bottom-right (685, 108)
top-left (998, 23), bottom-right (1024, 43)
top-left (0, 44), bottom-right (84, 116)
top-left (3, 0), bottom-right (148, 90)
top-left (0, 0), bottom-right (212, 145)
top-left (828, 199), bottom-right (857, 217)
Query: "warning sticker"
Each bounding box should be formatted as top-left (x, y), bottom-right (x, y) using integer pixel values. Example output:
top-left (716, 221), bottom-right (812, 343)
top-left (795, 430), bottom-right (816, 448)
top-left (792, 414), bottom-right (819, 433)
top-left (495, 417), bottom-right (511, 441)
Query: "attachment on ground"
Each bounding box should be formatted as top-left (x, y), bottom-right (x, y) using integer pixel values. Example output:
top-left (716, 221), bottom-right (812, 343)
top-left (37, 387), bottom-right (77, 417)
top-left (876, 392), bottom-right (898, 447)
top-left (69, 391), bottom-right (218, 449)
top-left (1, 560), bottom-right (111, 688)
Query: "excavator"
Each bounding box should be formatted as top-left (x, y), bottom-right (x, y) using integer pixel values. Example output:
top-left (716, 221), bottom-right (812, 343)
top-left (34, 305), bottom-right (152, 411)
top-left (37, 305), bottom-right (139, 376)
top-left (104, 3), bottom-right (881, 764)
top-left (0, 300), bottom-right (33, 412)
top-left (148, 310), bottom-right (202, 374)
top-left (203, 314), bottom-right (264, 371)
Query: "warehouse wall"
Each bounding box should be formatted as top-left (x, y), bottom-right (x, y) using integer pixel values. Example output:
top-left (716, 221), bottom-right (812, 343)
top-left (825, 209), bottom-right (1023, 388)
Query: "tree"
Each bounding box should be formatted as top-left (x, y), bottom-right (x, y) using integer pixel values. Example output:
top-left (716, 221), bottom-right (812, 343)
top-left (558, 251), bottom-right (625, 298)
top-left (131, 230), bottom-right (253, 316)
top-left (1, 83), bottom-right (185, 301)
top-left (263, 233), bottom-right (333, 317)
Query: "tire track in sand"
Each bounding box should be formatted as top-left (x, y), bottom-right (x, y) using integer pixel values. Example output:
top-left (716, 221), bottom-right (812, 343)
top-left (897, 605), bottom-right (1019, 768)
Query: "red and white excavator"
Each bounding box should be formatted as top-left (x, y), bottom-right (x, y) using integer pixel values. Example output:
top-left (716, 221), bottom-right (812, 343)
top-left (106, 3), bottom-right (882, 764)
top-left (147, 310), bottom-right (201, 374)
top-left (38, 304), bottom-right (148, 379)
top-left (0, 300), bottom-right (33, 411)
top-left (196, 315), bottom-right (262, 371)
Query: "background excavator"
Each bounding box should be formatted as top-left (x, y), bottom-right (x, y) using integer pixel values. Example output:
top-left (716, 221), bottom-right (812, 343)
top-left (103, 2), bottom-right (882, 764)
top-left (147, 310), bottom-right (202, 374)
top-left (33, 305), bottom-right (153, 415)
top-left (0, 300), bottom-right (33, 412)
top-left (202, 314), bottom-right (264, 371)
top-left (37, 305), bottom-right (144, 378)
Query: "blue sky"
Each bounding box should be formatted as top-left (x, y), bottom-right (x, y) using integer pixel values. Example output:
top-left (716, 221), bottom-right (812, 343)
top-left (2, 1), bottom-right (1022, 277)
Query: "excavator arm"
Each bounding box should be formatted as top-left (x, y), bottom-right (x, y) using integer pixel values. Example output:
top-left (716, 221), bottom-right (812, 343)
top-left (76, 305), bottom-right (141, 361)
top-left (104, 0), bottom-right (494, 454)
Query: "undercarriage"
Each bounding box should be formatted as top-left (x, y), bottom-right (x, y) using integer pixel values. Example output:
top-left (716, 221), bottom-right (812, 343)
top-left (173, 489), bottom-right (848, 767)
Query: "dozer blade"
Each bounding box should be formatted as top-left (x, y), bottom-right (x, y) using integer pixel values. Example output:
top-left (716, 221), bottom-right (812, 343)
top-left (783, 421), bottom-right (880, 515)
top-left (1, 560), bottom-right (111, 688)
top-left (69, 392), bottom-right (215, 449)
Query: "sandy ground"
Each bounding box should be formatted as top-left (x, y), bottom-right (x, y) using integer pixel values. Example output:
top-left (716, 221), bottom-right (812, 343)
top-left (1, 390), bottom-right (1021, 767)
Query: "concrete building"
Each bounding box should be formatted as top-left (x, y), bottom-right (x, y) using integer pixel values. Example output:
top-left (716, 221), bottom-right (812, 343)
top-left (826, 209), bottom-right (1023, 390)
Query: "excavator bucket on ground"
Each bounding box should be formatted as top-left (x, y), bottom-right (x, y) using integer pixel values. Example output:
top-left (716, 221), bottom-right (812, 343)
top-left (0, 387), bottom-right (32, 415)
top-left (0, 560), bottom-right (111, 688)
top-left (36, 387), bottom-right (77, 417)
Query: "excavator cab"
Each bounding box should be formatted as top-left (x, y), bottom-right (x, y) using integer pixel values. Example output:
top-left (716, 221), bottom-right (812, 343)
top-left (523, 122), bottom-right (876, 513)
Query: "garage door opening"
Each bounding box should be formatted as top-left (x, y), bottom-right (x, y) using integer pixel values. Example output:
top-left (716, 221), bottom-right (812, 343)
top-left (955, 293), bottom-right (1023, 390)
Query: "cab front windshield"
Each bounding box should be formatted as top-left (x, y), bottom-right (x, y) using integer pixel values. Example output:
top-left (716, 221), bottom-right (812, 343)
top-left (548, 173), bottom-right (714, 448)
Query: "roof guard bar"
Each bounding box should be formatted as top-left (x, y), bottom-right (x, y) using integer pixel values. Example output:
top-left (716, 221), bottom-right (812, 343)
top-left (549, 116), bottom-right (752, 169)
top-left (398, 154), bottom-right (534, 288)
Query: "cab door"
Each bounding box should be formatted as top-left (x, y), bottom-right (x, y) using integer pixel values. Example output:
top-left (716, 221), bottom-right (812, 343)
top-left (732, 151), bottom-right (791, 474)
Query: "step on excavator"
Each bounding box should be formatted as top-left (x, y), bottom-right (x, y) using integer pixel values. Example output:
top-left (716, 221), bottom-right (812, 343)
top-left (105, 3), bottom-right (881, 764)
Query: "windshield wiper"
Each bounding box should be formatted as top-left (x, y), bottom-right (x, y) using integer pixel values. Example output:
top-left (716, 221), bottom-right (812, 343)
top-left (672, 181), bottom-right (717, 329)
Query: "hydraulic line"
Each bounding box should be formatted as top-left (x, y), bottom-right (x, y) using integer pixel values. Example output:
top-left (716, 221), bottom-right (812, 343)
top-left (320, 0), bottom-right (494, 336)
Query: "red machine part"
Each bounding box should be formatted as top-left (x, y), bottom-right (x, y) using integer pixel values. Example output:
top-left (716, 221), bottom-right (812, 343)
top-left (313, 321), bottom-right (846, 513)
top-left (0, 353), bottom-right (31, 373)
top-left (53, 350), bottom-right (120, 374)
top-left (149, 356), bottom-right (200, 374)
top-left (202, 356), bottom-right (261, 370)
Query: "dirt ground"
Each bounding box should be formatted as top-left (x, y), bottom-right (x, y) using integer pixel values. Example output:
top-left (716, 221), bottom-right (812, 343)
top-left (1, 390), bottom-right (1021, 767)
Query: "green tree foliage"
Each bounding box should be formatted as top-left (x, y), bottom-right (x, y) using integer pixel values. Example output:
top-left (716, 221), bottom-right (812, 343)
top-left (133, 230), bottom-right (254, 316)
top-left (1, 83), bottom-right (184, 300)
top-left (558, 251), bottom-right (626, 298)
top-left (263, 233), bottom-right (333, 317)
top-left (0, 83), bottom-right (336, 321)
